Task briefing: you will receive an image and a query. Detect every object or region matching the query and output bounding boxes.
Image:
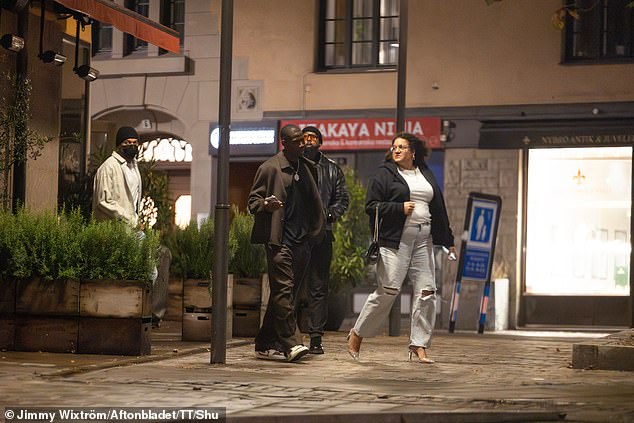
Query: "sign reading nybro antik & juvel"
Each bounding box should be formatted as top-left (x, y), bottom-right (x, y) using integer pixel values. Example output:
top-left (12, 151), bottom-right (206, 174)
top-left (479, 119), bottom-right (634, 149)
top-left (281, 117), bottom-right (442, 151)
top-left (538, 134), bottom-right (634, 146)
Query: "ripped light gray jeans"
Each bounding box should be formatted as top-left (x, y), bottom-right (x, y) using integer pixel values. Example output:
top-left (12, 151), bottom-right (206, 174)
top-left (353, 223), bottom-right (436, 348)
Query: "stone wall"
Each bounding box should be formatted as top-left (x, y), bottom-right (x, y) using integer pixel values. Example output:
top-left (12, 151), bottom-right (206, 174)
top-left (439, 148), bottom-right (521, 330)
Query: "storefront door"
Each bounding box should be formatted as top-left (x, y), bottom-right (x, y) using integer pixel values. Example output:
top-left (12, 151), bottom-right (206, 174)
top-left (522, 146), bottom-right (632, 326)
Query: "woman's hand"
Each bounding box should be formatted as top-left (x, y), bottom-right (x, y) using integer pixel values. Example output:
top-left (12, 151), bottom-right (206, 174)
top-left (403, 201), bottom-right (415, 216)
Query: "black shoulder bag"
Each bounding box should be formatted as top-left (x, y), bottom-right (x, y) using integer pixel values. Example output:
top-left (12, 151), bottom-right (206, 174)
top-left (364, 204), bottom-right (380, 265)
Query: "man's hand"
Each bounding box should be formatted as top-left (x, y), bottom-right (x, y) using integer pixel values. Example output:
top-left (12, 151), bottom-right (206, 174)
top-left (263, 195), bottom-right (284, 212)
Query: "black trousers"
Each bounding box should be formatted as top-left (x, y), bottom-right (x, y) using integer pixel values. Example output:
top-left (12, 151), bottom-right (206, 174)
top-left (255, 242), bottom-right (311, 353)
top-left (300, 230), bottom-right (333, 337)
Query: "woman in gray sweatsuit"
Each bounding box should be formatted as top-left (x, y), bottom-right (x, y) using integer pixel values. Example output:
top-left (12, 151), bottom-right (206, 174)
top-left (346, 132), bottom-right (456, 363)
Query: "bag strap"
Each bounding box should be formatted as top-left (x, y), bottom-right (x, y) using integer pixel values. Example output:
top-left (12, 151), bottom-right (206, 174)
top-left (373, 204), bottom-right (379, 242)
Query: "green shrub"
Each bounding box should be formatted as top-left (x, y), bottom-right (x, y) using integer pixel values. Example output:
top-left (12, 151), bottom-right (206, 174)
top-left (330, 167), bottom-right (370, 293)
top-left (0, 208), bottom-right (158, 283)
top-left (165, 218), bottom-right (237, 280)
top-left (229, 206), bottom-right (265, 278)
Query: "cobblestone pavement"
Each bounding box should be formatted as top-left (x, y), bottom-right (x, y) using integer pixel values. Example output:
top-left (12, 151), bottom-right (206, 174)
top-left (1, 326), bottom-right (634, 423)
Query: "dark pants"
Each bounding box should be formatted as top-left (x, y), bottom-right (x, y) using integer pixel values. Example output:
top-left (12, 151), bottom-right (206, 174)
top-left (301, 230), bottom-right (333, 337)
top-left (255, 242), bottom-right (311, 353)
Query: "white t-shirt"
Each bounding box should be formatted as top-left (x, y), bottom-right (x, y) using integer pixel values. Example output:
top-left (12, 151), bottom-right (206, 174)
top-left (122, 160), bottom-right (141, 214)
top-left (397, 166), bottom-right (433, 226)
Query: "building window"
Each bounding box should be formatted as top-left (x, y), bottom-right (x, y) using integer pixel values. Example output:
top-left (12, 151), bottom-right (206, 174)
top-left (92, 22), bottom-right (113, 55)
top-left (564, 0), bottom-right (634, 63)
top-left (318, 0), bottom-right (399, 71)
top-left (161, 0), bottom-right (185, 46)
top-left (126, 0), bottom-right (149, 53)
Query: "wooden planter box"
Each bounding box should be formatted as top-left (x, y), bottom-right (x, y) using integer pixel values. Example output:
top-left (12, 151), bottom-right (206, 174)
top-left (0, 278), bottom-right (16, 350)
top-left (14, 278), bottom-right (80, 353)
top-left (182, 276), bottom-right (233, 341)
top-left (6, 278), bottom-right (151, 356)
top-left (78, 280), bottom-right (152, 355)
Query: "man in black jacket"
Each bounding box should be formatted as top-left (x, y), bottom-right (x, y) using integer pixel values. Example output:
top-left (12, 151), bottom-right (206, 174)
top-left (248, 124), bottom-right (325, 362)
top-left (298, 126), bottom-right (349, 354)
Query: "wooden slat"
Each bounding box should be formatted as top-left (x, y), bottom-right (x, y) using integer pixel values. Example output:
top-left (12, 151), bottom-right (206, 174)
top-left (0, 314), bottom-right (15, 350)
top-left (14, 316), bottom-right (78, 353)
top-left (78, 317), bottom-right (150, 356)
top-left (16, 278), bottom-right (80, 316)
top-left (80, 280), bottom-right (151, 318)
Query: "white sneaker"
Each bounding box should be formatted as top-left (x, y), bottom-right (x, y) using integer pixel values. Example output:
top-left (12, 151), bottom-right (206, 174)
top-left (286, 345), bottom-right (309, 362)
top-left (255, 349), bottom-right (286, 361)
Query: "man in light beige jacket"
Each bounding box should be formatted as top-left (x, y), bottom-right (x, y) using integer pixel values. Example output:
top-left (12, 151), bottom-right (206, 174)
top-left (93, 126), bottom-right (142, 226)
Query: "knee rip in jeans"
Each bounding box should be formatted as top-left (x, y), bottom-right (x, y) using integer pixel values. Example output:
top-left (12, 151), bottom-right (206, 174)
top-left (420, 290), bottom-right (435, 300)
top-left (383, 285), bottom-right (400, 296)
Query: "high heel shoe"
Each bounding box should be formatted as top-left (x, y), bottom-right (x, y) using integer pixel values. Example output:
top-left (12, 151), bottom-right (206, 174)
top-left (346, 329), bottom-right (361, 361)
top-left (408, 346), bottom-right (435, 364)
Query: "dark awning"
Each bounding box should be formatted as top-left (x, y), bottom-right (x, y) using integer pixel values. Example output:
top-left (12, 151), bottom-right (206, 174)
top-left (479, 118), bottom-right (634, 149)
top-left (55, 0), bottom-right (180, 53)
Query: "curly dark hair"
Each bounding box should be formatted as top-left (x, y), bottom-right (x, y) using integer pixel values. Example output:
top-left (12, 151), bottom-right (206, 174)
top-left (384, 132), bottom-right (429, 168)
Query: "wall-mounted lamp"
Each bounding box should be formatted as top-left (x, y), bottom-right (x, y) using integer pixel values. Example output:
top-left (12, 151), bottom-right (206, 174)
top-left (0, 33), bottom-right (24, 52)
top-left (0, 5), bottom-right (25, 53)
top-left (37, 0), bottom-right (66, 65)
top-left (74, 64), bottom-right (99, 81)
top-left (72, 15), bottom-right (99, 82)
top-left (39, 49), bottom-right (66, 65)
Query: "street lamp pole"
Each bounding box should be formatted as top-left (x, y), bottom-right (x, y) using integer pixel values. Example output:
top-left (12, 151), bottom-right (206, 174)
top-left (389, 0), bottom-right (408, 337)
top-left (211, 0), bottom-right (233, 364)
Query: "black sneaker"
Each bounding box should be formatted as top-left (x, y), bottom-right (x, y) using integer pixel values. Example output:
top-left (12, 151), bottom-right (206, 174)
top-left (309, 337), bottom-right (324, 354)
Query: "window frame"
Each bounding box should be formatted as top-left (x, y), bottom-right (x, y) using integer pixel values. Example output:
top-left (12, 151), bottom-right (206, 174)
top-left (562, 0), bottom-right (634, 64)
top-left (317, 0), bottom-right (400, 72)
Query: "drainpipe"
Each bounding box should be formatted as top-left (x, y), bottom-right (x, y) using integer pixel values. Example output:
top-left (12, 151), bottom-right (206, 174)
top-left (11, 3), bottom-right (28, 212)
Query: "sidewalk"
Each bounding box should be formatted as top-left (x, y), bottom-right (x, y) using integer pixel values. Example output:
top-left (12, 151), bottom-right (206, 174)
top-left (1, 320), bottom-right (634, 423)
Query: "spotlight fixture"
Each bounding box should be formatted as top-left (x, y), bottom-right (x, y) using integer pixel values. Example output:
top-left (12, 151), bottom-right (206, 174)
top-left (0, 33), bottom-right (24, 52)
top-left (74, 64), bottom-right (99, 81)
top-left (37, 0), bottom-right (66, 66)
top-left (71, 15), bottom-right (99, 82)
top-left (39, 50), bottom-right (67, 65)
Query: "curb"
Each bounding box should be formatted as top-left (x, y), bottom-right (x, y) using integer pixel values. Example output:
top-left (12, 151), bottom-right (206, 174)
top-left (572, 329), bottom-right (634, 371)
top-left (225, 411), bottom-right (566, 423)
top-left (43, 340), bottom-right (252, 378)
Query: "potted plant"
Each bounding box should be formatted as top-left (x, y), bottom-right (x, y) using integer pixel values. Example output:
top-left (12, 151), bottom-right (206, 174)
top-left (0, 208), bottom-right (159, 355)
top-left (328, 168), bottom-right (371, 330)
top-left (228, 206), bottom-right (267, 337)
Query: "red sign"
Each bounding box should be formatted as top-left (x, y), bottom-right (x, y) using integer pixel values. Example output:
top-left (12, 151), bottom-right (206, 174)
top-left (280, 117), bottom-right (442, 151)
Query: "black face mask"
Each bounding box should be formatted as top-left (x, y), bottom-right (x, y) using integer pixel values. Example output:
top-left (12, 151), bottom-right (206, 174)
top-left (304, 145), bottom-right (320, 161)
top-left (120, 145), bottom-right (138, 161)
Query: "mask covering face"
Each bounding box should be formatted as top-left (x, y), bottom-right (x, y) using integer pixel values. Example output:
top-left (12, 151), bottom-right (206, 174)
top-left (304, 145), bottom-right (319, 161)
top-left (120, 145), bottom-right (139, 161)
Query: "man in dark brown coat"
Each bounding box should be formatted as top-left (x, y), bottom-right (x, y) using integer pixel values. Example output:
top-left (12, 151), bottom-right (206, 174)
top-left (248, 124), bottom-right (325, 362)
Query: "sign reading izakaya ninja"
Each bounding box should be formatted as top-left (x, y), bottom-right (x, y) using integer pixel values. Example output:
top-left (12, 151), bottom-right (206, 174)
top-left (280, 117), bottom-right (442, 151)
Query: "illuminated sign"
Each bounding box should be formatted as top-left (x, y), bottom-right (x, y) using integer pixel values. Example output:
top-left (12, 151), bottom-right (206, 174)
top-left (208, 121), bottom-right (278, 157)
top-left (280, 117), bottom-right (442, 151)
top-left (140, 138), bottom-right (192, 163)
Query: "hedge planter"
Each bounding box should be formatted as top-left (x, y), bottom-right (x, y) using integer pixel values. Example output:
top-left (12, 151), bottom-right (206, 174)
top-left (78, 280), bottom-right (152, 355)
top-left (182, 276), bottom-right (233, 342)
top-left (5, 278), bottom-right (151, 356)
top-left (14, 277), bottom-right (80, 353)
top-left (0, 278), bottom-right (16, 350)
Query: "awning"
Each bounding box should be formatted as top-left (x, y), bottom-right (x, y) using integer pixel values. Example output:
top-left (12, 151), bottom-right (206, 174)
top-left (55, 0), bottom-right (180, 53)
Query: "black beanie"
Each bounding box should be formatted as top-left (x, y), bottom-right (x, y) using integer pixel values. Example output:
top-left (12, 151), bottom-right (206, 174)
top-left (302, 125), bottom-right (323, 145)
top-left (116, 126), bottom-right (139, 146)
